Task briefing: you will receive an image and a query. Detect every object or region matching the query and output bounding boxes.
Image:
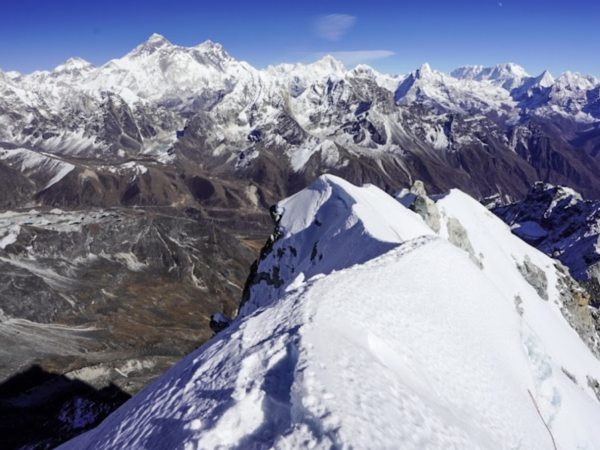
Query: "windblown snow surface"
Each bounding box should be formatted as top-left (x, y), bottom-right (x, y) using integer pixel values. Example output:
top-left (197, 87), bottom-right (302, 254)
top-left (59, 175), bottom-right (600, 450)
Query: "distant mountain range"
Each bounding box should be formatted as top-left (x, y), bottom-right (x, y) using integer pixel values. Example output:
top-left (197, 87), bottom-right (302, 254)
top-left (2, 33), bottom-right (600, 209)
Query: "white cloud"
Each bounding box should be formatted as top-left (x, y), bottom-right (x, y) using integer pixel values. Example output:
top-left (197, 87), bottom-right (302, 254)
top-left (314, 14), bottom-right (357, 41)
top-left (314, 50), bottom-right (395, 66)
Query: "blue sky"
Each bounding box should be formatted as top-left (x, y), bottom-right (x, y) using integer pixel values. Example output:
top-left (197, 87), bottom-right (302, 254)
top-left (1, 0), bottom-right (598, 77)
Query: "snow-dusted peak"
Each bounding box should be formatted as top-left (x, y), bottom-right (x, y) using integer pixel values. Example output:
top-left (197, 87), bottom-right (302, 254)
top-left (452, 63), bottom-right (529, 90)
top-left (53, 57), bottom-right (95, 73)
top-left (195, 39), bottom-right (222, 52)
top-left (349, 63), bottom-right (377, 78)
top-left (239, 175), bottom-right (434, 317)
top-left (129, 33), bottom-right (173, 56)
top-left (276, 175), bottom-right (429, 241)
top-left (495, 62), bottom-right (529, 78)
top-left (450, 65), bottom-right (484, 80)
top-left (554, 71), bottom-right (597, 91)
top-left (195, 39), bottom-right (227, 54)
top-left (534, 181), bottom-right (581, 196)
top-left (415, 62), bottom-right (432, 79)
top-left (268, 55), bottom-right (346, 78)
top-left (263, 56), bottom-right (346, 97)
top-left (5, 70), bottom-right (21, 80)
top-left (536, 70), bottom-right (555, 88)
top-left (147, 33), bottom-right (170, 44)
top-left (310, 55), bottom-right (347, 75)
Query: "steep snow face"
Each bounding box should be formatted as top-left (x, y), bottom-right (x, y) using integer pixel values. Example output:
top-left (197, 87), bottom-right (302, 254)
top-left (493, 183), bottom-right (600, 283)
top-left (58, 176), bottom-right (600, 450)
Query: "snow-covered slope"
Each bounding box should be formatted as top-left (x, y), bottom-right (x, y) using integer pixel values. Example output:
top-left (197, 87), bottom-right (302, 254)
top-left (58, 175), bottom-right (600, 450)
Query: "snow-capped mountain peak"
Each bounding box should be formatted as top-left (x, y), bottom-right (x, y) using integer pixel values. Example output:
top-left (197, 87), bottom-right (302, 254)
top-left (494, 62), bottom-right (529, 78)
top-left (452, 62), bottom-right (529, 81)
top-left (450, 64), bottom-right (484, 79)
top-left (53, 57), bottom-right (95, 73)
top-left (415, 62), bottom-right (433, 78)
top-left (194, 39), bottom-right (224, 52)
top-left (311, 54), bottom-right (347, 75)
top-left (451, 63), bottom-right (529, 90)
top-left (4, 70), bottom-right (21, 79)
top-left (349, 63), bottom-right (376, 77)
top-left (129, 33), bottom-right (173, 56)
top-left (554, 71), bottom-right (597, 91)
top-left (536, 70), bottom-right (555, 88)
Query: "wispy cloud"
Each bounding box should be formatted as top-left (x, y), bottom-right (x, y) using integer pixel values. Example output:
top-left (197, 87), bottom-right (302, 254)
top-left (314, 50), bottom-right (395, 66)
top-left (314, 14), bottom-right (357, 41)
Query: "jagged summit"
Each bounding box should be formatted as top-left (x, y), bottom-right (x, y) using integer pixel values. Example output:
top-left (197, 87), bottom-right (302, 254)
top-left (53, 57), bottom-right (95, 73)
top-left (536, 70), bottom-right (555, 88)
top-left (130, 33), bottom-right (173, 56)
top-left (193, 39), bottom-right (233, 62)
top-left (311, 54), bottom-right (346, 73)
top-left (146, 33), bottom-right (170, 44)
top-left (349, 63), bottom-right (376, 75)
top-left (195, 39), bottom-right (222, 50)
top-left (415, 62), bottom-right (433, 78)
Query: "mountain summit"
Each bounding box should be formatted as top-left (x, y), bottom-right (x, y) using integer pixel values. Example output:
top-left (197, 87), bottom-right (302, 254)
top-left (131, 33), bottom-right (173, 54)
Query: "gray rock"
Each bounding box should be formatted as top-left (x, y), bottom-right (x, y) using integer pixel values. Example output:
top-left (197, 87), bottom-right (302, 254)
top-left (447, 217), bottom-right (483, 269)
top-left (588, 376), bottom-right (600, 402)
top-left (554, 261), bottom-right (600, 359)
top-left (514, 295), bottom-right (524, 316)
top-left (561, 367), bottom-right (578, 384)
top-left (397, 180), bottom-right (441, 233)
top-left (516, 255), bottom-right (548, 300)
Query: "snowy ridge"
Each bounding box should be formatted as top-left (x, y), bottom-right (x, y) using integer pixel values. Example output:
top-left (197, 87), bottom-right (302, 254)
top-left (58, 176), bottom-right (600, 450)
top-left (239, 175), bottom-right (434, 317)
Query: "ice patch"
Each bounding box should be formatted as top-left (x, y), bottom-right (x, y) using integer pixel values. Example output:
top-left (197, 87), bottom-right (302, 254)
top-left (0, 225), bottom-right (21, 249)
